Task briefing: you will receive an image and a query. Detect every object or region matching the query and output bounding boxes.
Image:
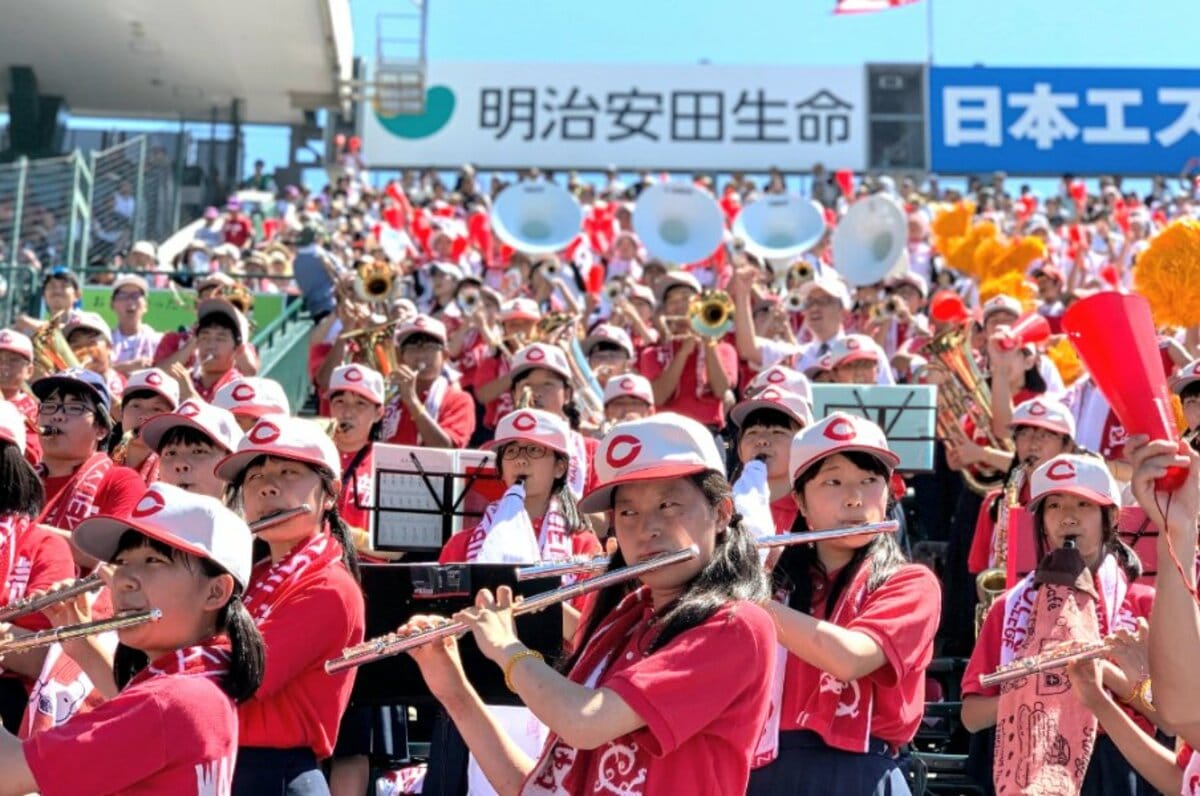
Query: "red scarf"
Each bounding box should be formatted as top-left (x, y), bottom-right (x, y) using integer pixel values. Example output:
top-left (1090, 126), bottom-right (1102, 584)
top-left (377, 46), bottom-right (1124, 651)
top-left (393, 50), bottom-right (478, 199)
top-left (129, 641), bottom-right (232, 688)
top-left (523, 588), bottom-right (655, 794)
top-left (243, 531), bottom-right (343, 623)
top-left (0, 514), bottom-right (32, 605)
top-left (37, 452), bottom-right (111, 530)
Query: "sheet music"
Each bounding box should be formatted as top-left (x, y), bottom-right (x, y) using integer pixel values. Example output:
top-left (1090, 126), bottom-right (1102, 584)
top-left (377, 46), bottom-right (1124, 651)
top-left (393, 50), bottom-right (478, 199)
top-left (810, 384), bottom-right (938, 472)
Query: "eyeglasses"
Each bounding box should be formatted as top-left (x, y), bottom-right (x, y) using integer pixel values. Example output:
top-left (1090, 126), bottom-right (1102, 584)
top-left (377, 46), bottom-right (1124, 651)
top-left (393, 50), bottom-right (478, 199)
top-left (112, 291), bottom-right (144, 302)
top-left (804, 296), bottom-right (840, 310)
top-left (38, 402), bottom-right (92, 417)
top-left (501, 444), bottom-right (549, 460)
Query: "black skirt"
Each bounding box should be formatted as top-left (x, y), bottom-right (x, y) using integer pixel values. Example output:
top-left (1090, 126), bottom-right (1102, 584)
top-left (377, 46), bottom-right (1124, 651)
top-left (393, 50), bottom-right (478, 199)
top-left (232, 747), bottom-right (329, 796)
top-left (746, 730), bottom-right (911, 796)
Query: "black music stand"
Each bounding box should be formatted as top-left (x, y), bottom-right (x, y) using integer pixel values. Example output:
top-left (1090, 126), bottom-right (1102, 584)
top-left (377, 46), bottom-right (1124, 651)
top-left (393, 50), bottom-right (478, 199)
top-left (811, 384), bottom-right (938, 472)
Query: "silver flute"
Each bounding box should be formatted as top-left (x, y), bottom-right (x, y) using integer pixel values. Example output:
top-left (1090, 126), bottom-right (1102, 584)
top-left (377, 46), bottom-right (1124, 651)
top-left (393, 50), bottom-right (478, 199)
top-left (324, 545), bottom-right (700, 673)
top-left (0, 610), bottom-right (162, 657)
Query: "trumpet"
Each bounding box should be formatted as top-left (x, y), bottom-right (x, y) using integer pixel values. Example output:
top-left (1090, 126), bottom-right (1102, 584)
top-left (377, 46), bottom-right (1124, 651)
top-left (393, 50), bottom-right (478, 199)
top-left (784, 289), bottom-right (806, 314)
top-left (514, 520), bottom-right (899, 580)
top-left (0, 610), bottom-right (161, 658)
top-left (324, 545), bottom-right (700, 673)
top-left (978, 637), bottom-right (1114, 689)
top-left (0, 572), bottom-right (104, 623)
top-left (604, 281), bottom-right (626, 302)
top-left (688, 289), bottom-right (735, 338)
top-left (355, 260), bottom-right (397, 303)
top-left (868, 296), bottom-right (905, 324)
top-left (456, 288), bottom-right (482, 314)
top-left (538, 258), bottom-right (561, 279)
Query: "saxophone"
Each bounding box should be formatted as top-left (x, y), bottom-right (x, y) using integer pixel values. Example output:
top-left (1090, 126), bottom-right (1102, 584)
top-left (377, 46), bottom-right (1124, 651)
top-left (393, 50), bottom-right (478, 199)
top-left (975, 469), bottom-right (1022, 636)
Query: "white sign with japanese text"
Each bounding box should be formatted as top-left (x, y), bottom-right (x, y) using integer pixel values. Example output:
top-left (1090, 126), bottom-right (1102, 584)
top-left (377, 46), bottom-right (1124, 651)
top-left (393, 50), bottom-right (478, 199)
top-left (360, 62), bottom-right (866, 171)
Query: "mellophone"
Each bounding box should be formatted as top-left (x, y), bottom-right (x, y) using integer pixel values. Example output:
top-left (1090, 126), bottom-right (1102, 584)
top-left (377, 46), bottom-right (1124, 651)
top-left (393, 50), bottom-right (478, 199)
top-left (325, 519), bottom-right (900, 674)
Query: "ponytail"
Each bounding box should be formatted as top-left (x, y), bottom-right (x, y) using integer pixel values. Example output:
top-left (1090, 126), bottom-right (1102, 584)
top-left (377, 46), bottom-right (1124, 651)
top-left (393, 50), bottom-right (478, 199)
top-left (220, 593), bottom-right (265, 702)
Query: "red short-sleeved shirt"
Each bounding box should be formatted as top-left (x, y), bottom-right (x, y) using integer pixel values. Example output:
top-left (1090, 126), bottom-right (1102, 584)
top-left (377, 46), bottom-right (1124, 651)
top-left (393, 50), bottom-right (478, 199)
top-left (43, 463), bottom-right (146, 525)
top-left (24, 673), bottom-right (237, 795)
top-left (770, 494), bottom-right (798, 534)
top-left (6, 523), bottom-right (76, 632)
top-left (637, 340), bottom-right (739, 428)
top-left (531, 599), bottom-right (775, 795)
top-left (438, 517), bottom-right (602, 564)
top-left (237, 562), bottom-right (365, 759)
top-left (223, 214), bottom-right (254, 248)
top-left (780, 564), bottom-right (941, 749)
top-left (338, 446), bottom-right (374, 534)
top-left (473, 356), bottom-right (511, 429)
top-left (384, 382), bottom-right (477, 449)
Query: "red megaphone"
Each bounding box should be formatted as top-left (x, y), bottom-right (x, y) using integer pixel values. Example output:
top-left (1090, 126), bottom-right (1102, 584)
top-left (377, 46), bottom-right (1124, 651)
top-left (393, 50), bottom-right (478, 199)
top-left (997, 312), bottom-right (1051, 351)
top-left (1063, 292), bottom-right (1186, 490)
top-left (930, 290), bottom-right (970, 325)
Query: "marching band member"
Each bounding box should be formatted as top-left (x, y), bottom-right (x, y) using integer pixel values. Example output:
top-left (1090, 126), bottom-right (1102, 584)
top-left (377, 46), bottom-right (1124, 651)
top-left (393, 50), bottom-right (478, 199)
top-left (33, 369), bottom-right (144, 564)
top-left (0, 483), bottom-right (265, 795)
top-left (180, 298), bottom-right (250, 404)
top-left (749, 412), bottom-right (940, 796)
top-left (440, 408), bottom-right (600, 565)
top-left (327, 364), bottom-right (394, 559)
top-left (473, 298), bottom-right (541, 435)
top-left (961, 453), bottom-right (1156, 795)
top-left (405, 413), bottom-right (775, 795)
top-left (580, 324), bottom-right (635, 389)
top-left (139, 399), bottom-right (244, 499)
top-left (63, 312), bottom-right (125, 401)
top-left (216, 415), bottom-right (365, 795)
top-left (0, 331), bottom-right (42, 466)
top-left (382, 315), bottom-right (476, 450)
top-left (729, 387), bottom-right (813, 534)
top-left (214, 376), bottom-right (292, 432)
top-left (0, 401), bottom-right (74, 729)
top-left (110, 368), bottom-right (180, 483)
top-left (601, 373), bottom-right (656, 430)
top-left (826, 334), bottom-right (894, 386)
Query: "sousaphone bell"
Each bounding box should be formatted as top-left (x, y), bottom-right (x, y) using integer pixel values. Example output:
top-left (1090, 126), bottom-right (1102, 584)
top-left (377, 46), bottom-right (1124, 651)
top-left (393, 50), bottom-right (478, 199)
top-left (732, 195), bottom-right (825, 262)
top-left (831, 194), bottom-right (908, 288)
top-left (491, 181), bottom-right (584, 254)
top-left (633, 182), bottom-right (725, 265)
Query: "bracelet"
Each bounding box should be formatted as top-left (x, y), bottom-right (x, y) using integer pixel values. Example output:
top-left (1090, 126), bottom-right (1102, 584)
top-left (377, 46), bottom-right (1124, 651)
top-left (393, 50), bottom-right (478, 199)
top-left (1122, 677), bottom-right (1155, 714)
top-left (503, 649), bottom-right (544, 693)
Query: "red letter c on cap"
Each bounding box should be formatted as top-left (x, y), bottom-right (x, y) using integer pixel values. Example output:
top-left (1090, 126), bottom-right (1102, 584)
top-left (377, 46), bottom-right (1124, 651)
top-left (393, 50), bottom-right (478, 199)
top-left (249, 422), bottom-right (281, 444)
top-left (232, 383), bottom-right (257, 401)
top-left (606, 434), bottom-right (642, 469)
top-left (511, 412), bottom-right (537, 432)
top-left (823, 417), bottom-right (857, 442)
top-left (132, 490), bottom-right (166, 518)
top-left (1045, 460), bottom-right (1076, 481)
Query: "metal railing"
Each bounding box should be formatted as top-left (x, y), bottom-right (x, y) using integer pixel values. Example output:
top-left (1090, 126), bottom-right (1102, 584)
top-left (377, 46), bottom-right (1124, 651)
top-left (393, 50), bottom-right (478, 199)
top-left (253, 299), bottom-right (314, 414)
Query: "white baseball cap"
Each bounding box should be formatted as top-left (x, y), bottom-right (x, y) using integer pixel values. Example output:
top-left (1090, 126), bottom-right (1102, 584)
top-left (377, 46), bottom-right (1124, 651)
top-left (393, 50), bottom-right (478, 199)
top-left (627, 283), bottom-right (657, 308)
top-left (394, 315), bottom-right (447, 347)
top-left (889, 271), bottom-right (929, 299)
top-left (828, 334), bottom-right (882, 368)
top-left (140, 398), bottom-right (244, 454)
top-left (789, 412), bottom-right (900, 483)
top-left (129, 240), bottom-right (157, 258)
top-left (748, 364), bottom-right (813, 404)
top-left (1011, 397), bottom-right (1076, 439)
top-left (428, 261), bottom-right (464, 280)
top-left (329, 364), bottom-right (385, 406)
top-left (0, 329), bottom-right (33, 361)
top-left (1170, 358), bottom-right (1200, 395)
top-left (1028, 454), bottom-right (1121, 512)
top-left (653, 271), bottom-right (703, 304)
top-left (74, 483), bottom-right (253, 588)
top-left (798, 272), bottom-right (853, 311)
top-left (579, 412), bottom-right (724, 514)
top-left (500, 298), bottom-right (541, 322)
top-left (216, 415), bottom-right (341, 482)
top-left (111, 274), bottom-right (149, 295)
top-left (0, 400), bottom-right (27, 454)
top-left (731, 386), bottom-right (813, 429)
top-left (63, 311), bottom-right (113, 344)
top-left (124, 368), bottom-right (179, 409)
top-left (482, 408), bottom-right (571, 456)
top-left (510, 343), bottom-right (572, 382)
top-left (799, 349), bottom-right (835, 378)
top-left (197, 297), bottom-right (250, 343)
top-left (582, 324), bottom-right (635, 358)
top-left (982, 294), bottom-right (1022, 322)
top-left (213, 377), bottom-right (291, 419)
top-left (603, 374), bottom-right (655, 407)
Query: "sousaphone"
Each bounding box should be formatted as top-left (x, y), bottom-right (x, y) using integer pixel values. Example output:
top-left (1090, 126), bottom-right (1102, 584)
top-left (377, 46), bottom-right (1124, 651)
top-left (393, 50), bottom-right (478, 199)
top-left (491, 181), bottom-right (584, 254)
top-left (732, 195), bottom-right (825, 262)
top-left (633, 182), bottom-right (724, 264)
top-left (831, 194), bottom-right (908, 288)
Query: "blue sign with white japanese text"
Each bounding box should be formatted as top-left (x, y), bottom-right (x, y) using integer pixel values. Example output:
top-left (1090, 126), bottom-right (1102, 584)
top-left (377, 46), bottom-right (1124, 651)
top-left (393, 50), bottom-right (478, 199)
top-left (930, 67), bottom-right (1200, 175)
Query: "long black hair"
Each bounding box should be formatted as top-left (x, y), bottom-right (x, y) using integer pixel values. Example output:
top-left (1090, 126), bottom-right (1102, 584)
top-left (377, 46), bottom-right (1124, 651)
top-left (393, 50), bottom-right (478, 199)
top-left (1032, 478), bottom-right (1141, 581)
top-left (224, 455), bottom-right (361, 583)
top-left (111, 531), bottom-right (264, 702)
top-left (494, 443), bottom-right (583, 534)
top-left (773, 450), bottom-right (908, 616)
top-left (560, 470), bottom-right (768, 672)
top-left (0, 441), bottom-right (43, 516)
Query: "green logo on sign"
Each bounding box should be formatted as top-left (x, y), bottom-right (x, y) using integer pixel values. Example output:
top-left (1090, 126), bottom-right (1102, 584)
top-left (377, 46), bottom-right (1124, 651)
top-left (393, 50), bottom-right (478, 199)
top-left (375, 86), bottom-right (455, 139)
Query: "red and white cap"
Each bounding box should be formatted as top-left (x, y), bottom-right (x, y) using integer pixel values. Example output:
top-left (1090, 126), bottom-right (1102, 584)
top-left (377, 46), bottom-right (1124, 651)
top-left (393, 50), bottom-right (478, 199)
top-left (982, 294), bottom-right (1022, 322)
top-left (213, 377), bottom-right (291, 419)
top-left (1170, 358), bottom-right (1200, 395)
top-left (74, 483), bottom-right (253, 587)
top-left (500, 298), bottom-right (540, 322)
top-left (216, 415), bottom-right (341, 482)
top-left (627, 283), bottom-right (657, 307)
top-left (828, 334), bottom-right (882, 368)
top-left (888, 271), bottom-right (928, 299)
top-left (730, 386), bottom-right (813, 429)
top-left (63, 311), bottom-right (113, 344)
top-left (582, 324), bottom-right (635, 358)
top-left (394, 314), bottom-right (447, 346)
top-left (797, 272), bottom-right (853, 310)
top-left (140, 398), bottom-right (244, 454)
top-left (0, 330), bottom-right (32, 361)
top-left (748, 364), bottom-right (813, 404)
top-left (329, 364), bottom-right (385, 406)
top-left (789, 412), bottom-right (900, 482)
top-left (510, 343), bottom-right (572, 382)
top-left (1028, 454), bottom-right (1121, 511)
top-left (578, 412), bottom-right (724, 513)
top-left (800, 350), bottom-right (835, 378)
top-left (124, 368), bottom-right (179, 409)
top-left (1011, 397), bottom-right (1076, 438)
top-left (603, 374), bottom-right (655, 407)
top-left (482, 408), bottom-right (571, 456)
top-left (653, 271), bottom-right (703, 304)
top-left (0, 400), bottom-right (27, 454)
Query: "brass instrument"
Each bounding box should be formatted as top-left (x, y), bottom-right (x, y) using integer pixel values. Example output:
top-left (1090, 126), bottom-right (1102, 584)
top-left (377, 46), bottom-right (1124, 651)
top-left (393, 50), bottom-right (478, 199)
top-left (324, 545), bottom-right (701, 673)
top-left (921, 325), bottom-right (1011, 495)
top-left (784, 289), bottom-right (806, 314)
top-left (514, 520), bottom-right (899, 580)
top-left (978, 637), bottom-right (1114, 689)
top-left (868, 296), bottom-right (904, 325)
top-left (31, 311), bottom-right (80, 377)
top-left (215, 283), bottom-right (255, 315)
top-left (688, 289), bottom-right (735, 338)
top-left (456, 287), bottom-right (482, 314)
top-left (0, 573), bottom-right (104, 623)
top-left (354, 260), bottom-right (398, 303)
top-left (0, 610), bottom-right (161, 657)
top-left (976, 473), bottom-right (1021, 636)
top-left (604, 281), bottom-right (626, 302)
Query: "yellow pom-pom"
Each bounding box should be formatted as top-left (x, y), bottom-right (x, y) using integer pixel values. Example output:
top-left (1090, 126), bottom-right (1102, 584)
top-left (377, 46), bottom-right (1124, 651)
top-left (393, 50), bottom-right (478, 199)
top-left (1045, 337), bottom-right (1084, 387)
top-left (931, 200), bottom-right (975, 259)
top-left (1134, 219), bottom-right (1200, 327)
top-left (979, 272), bottom-right (1037, 312)
top-left (1171, 393), bottom-right (1189, 435)
top-left (947, 221), bottom-right (997, 277)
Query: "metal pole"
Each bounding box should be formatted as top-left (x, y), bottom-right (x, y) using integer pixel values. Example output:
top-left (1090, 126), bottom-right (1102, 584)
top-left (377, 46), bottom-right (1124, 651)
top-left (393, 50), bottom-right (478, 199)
top-left (133, 136), bottom-right (148, 243)
top-left (8, 157), bottom-right (27, 269)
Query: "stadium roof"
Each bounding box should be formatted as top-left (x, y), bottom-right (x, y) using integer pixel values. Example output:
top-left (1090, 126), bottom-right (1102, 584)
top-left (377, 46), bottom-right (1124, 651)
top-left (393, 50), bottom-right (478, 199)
top-left (0, 0), bottom-right (353, 124)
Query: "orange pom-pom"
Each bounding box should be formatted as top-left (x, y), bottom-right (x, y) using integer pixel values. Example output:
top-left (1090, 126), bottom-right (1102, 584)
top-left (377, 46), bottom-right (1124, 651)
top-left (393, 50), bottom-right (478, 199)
top-left (980, 271), bottom-right (1037, 312)
top-left (931, 200), bottom-right (975, 259)
top-left (1133, 218), bottom-right (1200, 328)
top-left (947, 221), bottom-right (997, 277)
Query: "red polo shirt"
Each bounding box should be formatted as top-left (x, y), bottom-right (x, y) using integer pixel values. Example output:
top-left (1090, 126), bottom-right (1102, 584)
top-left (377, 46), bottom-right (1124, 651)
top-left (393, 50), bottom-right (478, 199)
top-left (6, 523), bottom-right (75, 632)
top-left (637, 340), bottom-right (739, 428)
top-left (42, 463), bottom-right (146, 527)
top-left (384, 382), bottom-right (476, 448)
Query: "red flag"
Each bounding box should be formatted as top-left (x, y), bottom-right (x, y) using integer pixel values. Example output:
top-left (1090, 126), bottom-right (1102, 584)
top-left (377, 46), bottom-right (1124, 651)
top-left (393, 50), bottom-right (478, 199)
top-left (834, 0), bottom-right (920, 14)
